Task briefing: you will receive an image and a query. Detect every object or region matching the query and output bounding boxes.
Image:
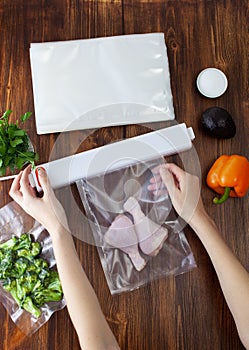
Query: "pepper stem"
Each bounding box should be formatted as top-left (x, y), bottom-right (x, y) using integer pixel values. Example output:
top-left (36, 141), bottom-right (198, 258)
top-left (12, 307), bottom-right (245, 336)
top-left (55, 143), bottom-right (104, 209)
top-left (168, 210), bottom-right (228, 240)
top-left (213, 187), bottom-right (231, 204)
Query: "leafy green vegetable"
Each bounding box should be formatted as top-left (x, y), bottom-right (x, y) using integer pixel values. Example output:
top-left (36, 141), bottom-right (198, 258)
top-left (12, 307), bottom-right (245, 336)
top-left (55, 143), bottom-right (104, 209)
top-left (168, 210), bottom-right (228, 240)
top-left (0, 110), bottom-right (39, 175)
top-left (22, 296), bottom-right (41, 319)
top-left (0, 233), bottom-right (63, 318)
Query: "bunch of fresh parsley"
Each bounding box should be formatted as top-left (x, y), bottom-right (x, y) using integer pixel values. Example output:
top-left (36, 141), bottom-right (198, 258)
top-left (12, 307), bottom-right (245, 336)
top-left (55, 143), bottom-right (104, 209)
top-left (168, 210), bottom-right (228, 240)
top-left (0, 110), bottom-right (39, 176)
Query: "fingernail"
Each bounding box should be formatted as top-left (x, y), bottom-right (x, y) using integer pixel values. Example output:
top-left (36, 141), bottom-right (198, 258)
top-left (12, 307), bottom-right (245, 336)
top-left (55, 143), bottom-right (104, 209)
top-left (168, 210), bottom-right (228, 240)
top-left (35, 167), bottom-right (46, 183)
top-left (37, 167), bottom-right (46, 173)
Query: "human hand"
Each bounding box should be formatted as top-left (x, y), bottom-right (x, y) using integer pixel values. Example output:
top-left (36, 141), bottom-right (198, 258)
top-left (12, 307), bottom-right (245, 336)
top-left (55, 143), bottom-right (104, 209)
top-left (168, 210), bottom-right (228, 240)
top-left (9, 165), bottom-right (69, 234)
top-left (148, 163), bottom-right (206, 224)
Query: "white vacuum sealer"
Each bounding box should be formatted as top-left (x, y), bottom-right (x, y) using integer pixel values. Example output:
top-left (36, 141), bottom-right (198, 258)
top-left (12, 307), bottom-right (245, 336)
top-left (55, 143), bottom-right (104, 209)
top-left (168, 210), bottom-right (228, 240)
top-left (29, 123), bottom-right (195, 191)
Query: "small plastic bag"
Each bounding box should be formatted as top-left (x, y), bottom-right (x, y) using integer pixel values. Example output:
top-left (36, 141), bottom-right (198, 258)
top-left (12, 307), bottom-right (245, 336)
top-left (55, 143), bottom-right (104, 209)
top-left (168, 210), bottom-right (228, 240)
top-left (77, 159), bottom-right (196, 295)
top-left (0, 201), bottom-right (66, 335)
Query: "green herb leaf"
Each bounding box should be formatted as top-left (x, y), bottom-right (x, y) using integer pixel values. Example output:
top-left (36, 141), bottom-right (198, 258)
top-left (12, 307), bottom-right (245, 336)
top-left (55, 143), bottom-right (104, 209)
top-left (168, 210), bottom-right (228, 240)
top-left (13, 129), bottom-right (25, 137)
top-left (18, 151), bottom-right (35, 158)
top-left (20, 112), bottom-right (32, 123)
top-left (0, 145), bottom-right (6, 156)
top-left (0, 110), bottom-right (38, 175)
top-left (10, 138), bottom-right (24, 148)
top-left (15, 156), bottom-right (27, 169)
top-left (0, 166), bottom-right (6, 176)
top-left (3, 154), bottom-right (13, 166)
top-left (2, 110), bottom-right (12, 121)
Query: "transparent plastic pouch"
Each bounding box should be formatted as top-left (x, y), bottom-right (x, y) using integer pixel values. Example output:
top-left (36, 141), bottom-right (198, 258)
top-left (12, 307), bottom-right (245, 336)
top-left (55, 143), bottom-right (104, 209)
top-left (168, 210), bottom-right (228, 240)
top-left (76, 159), bottom-right (196, 295)
top-left (0, 201), bottom-right (66, 335)
top-left (30, 33), bottom-right (175, 134)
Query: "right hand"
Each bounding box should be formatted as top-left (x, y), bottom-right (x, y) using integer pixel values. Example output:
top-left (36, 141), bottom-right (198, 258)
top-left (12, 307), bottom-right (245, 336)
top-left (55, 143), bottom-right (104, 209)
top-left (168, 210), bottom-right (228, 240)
top-left (148, 163), bottom-right (206, 224)
top-left (9, 165), bottom-right (69, 234)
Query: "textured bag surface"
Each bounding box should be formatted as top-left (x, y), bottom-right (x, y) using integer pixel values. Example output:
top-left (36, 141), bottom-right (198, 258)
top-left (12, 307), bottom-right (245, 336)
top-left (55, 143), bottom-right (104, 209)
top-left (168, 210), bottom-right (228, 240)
top-left (77, 159), bottom-right (196, 295)
top-left (0, 201), bottom-right (66, 335)
top-left (30, 33), bottom-right (175, 134)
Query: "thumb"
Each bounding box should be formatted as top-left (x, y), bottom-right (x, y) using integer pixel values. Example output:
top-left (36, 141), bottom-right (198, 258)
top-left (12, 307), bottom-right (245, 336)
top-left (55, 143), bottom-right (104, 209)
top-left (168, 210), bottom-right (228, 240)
top-left (36, 167), bottom-right (50, 193)
top-left (159, 165), bottom-right (177, 199)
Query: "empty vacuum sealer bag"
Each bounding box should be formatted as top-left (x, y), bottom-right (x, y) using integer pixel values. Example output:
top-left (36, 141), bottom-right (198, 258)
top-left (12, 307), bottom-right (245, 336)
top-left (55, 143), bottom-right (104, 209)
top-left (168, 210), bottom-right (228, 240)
top-left (30, 33), bottom-right (175, 134)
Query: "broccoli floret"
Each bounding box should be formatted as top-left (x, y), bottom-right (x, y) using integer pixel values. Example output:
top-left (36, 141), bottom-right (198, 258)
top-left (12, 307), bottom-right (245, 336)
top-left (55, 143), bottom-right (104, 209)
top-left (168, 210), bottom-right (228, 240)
top-left (5, 280), bottom-right (23, 306)
top-left (34, 258), bottom-right (48, 271)
top-left (45, 270), bottom-right (62, 292)
top-left (19, 271), bottom-right (39, 293)
top-left (33, 271), bottom-right (62, 306)
top-left (0, 250), bottom-right (15, 278)
top-left (31, 242), bottom-right (41, 257)
top-left (22, 272), bottom-right (42, 294)
top-left (11, 257), bottom-right (29, 278)
top-left (15, 278), bottom-right (26, 303)
top-left (0, 233), bottom-right (63, 318)
top-left (16, 238), bottom-right (40, 261)
top-left (12, 233), bottom-right (32, 251)
top-left (33, 288), bottom-right (62, 307)
top-left (26, 264), bottom-right (37, 273)
top-left (38, 268), bottom-right (50, 282)
top-left (0, 236), bottom-right (18, 250)
top-left (0, 250), bottom-right (3, 261)
top-left (0, 249), bottom-right (14, 267)
top-left (22, 296), bottom-right (41, 318)
top-left (16, 248), bottom-right (31, 260)
top-left (2, 277), bottom-right (14, 292)
top-left (3, 278), bottom-right (25, 305)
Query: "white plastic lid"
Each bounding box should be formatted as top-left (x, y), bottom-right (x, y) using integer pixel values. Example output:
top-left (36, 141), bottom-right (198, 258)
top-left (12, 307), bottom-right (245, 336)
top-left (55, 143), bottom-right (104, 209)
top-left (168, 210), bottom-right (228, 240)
top-left (196, 68), bottom-right (228, 98)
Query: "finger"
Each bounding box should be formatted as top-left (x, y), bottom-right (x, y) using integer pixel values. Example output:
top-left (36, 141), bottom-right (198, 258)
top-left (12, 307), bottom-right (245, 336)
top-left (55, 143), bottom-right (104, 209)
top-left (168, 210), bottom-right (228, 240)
top-left (159, 165), bottom-right (178, 199)
top-left (19, 165), bottom-right (35, 198)
top-left (29, 183), bottom-right (39, 197)
top-left (147, 180), bottom-right (165, 191)
top-left (151, 165), bottom-right (161, 175)
top-left (149, 174), bottom-right (162, 184)
top-left (147, 183), bottom-right (158, 191)
top-left (164, 163), bottom-right (186, 185)
top-left (153, 189), bottom-right (168, 197)
top-left (9, 171), bottom-right (23, 201)
top-left (147, 174), bottom-right (164, 190)
top-left (35, 167), bottom-right (52, 198)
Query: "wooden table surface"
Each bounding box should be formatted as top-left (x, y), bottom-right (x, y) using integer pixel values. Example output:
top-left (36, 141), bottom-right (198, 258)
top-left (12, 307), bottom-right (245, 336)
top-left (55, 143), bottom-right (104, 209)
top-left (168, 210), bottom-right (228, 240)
top-left (0, 1), bottom-right (248, 349)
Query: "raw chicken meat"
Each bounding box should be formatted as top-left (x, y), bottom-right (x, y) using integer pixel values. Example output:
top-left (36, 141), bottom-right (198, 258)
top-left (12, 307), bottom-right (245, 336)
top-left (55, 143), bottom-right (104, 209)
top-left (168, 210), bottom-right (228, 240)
top-left (123, 197), bottom-right (168, 256)
top-left (104, 214), bottom-right (146, 271)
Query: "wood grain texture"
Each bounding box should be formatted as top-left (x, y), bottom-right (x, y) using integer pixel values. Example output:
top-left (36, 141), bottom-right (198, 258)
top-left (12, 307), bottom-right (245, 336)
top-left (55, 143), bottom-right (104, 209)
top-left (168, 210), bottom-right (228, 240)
top-left (0, 1), bottom-right (248, 349)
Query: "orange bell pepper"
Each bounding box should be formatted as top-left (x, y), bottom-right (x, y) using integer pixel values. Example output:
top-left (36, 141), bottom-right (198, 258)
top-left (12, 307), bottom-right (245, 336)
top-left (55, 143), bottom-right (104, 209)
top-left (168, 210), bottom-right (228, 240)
top-left (206, 154), bottom-right (249, 204)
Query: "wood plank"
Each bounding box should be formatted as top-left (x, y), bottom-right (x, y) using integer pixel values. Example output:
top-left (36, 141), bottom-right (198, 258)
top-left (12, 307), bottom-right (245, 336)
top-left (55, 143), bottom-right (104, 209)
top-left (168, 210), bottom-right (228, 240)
top-left (0, 1), bottom-right (248, 349)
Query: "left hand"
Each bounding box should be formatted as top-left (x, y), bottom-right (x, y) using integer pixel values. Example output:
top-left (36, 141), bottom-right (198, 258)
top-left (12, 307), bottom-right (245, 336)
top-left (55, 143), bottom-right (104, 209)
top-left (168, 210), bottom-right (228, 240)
top-left (9, 165), bottom-right (69, 234)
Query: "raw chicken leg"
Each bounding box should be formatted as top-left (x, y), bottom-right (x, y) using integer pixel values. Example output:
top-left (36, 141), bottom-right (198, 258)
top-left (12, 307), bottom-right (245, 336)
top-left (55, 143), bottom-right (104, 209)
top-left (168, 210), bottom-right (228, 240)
top-left (104, 214), bottom-right (146, 271)
top-left (124, 197), bottom-right (168, 256)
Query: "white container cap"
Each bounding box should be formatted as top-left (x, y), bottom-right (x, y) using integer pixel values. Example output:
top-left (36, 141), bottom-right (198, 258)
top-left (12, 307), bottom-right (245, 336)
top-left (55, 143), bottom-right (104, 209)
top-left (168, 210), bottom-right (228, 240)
top-left (196, 68), bottom-right (228, 98)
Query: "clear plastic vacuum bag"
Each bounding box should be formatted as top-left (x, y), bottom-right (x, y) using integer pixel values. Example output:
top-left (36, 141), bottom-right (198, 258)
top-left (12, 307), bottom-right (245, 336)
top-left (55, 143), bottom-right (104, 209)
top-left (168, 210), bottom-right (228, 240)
top-left (0, 201), bottom-right (66, 335)
top-left (77, 159), bottom-right (196, 295)
top-left (30, 33), bottom-right (175, 134)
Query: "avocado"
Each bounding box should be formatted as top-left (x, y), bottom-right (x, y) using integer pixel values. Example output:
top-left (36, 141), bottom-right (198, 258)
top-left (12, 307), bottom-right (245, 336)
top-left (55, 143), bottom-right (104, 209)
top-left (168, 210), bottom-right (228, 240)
top-left (201, 107), bottom-right (236, 139)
